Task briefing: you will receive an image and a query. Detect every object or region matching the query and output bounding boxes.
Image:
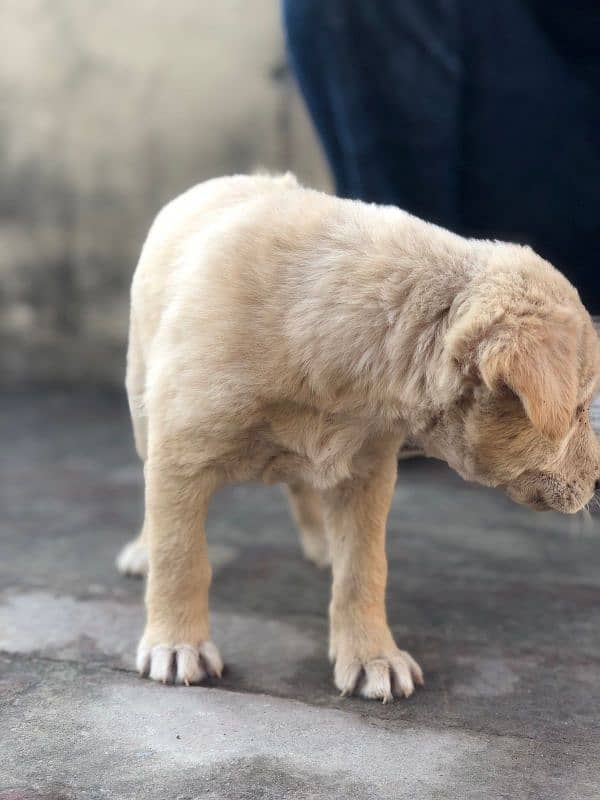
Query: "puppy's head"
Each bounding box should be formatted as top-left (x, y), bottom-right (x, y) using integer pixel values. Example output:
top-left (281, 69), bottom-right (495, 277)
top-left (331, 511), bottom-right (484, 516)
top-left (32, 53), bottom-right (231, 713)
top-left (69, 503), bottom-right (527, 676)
top-left (425, 245), bottom-right (600, 513)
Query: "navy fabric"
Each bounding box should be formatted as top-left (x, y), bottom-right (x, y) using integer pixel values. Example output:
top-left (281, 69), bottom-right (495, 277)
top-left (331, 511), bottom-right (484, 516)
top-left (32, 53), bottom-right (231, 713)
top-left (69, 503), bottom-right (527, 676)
top-left (283, 0), bottom-right (600, 312)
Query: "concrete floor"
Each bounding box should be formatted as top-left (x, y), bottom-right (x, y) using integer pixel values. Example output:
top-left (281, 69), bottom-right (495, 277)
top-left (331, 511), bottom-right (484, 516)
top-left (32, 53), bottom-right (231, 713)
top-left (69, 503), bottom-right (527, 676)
top-left (2, 390), bottom-right (600, 799)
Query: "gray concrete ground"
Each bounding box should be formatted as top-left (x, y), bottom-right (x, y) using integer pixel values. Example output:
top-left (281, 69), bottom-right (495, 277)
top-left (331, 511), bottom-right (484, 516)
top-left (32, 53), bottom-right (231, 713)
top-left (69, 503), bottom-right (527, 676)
top-left (2, 390), bottom-right (600, 799)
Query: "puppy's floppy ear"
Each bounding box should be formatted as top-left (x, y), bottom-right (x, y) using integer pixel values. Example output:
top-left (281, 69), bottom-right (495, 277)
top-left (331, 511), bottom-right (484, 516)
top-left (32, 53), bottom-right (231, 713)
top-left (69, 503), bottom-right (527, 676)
top-left (478, 311), bottom-right (579, 441)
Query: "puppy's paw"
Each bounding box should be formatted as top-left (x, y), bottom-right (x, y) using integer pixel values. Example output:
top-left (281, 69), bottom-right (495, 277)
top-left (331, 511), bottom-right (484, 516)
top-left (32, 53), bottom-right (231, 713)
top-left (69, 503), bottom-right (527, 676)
top-left (116, 537), bottom-right (148, 577)
top-left (136, 638), bottom-right (223, 686)
top-left (334, 648), bottom-right (423, 703)
top-left (300, 533), bottom-right (331, 568)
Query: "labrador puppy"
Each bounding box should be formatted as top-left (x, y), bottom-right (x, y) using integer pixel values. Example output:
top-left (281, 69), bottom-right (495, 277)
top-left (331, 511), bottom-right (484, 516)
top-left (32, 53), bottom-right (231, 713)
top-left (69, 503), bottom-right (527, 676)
top-left (117, 174), bottom-right (600, 702)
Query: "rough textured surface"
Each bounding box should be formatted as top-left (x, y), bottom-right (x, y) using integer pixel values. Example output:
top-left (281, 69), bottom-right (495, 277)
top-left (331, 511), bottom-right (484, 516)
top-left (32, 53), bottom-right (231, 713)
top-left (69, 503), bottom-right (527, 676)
top-left (0, 1), bottom-right (329, 386)
top-left (2, 390), bottom-right (600, 798)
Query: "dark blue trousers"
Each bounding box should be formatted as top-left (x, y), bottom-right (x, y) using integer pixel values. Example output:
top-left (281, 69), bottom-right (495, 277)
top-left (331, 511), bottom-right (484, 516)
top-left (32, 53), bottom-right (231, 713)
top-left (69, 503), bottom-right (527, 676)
top-left (283, 0), bottom-right (600, 312)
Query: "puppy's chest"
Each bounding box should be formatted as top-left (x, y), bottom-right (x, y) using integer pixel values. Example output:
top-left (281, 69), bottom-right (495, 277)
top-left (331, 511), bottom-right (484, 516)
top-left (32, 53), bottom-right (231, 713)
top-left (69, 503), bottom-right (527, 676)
top-left (259, 405), bottom-right (373, 489)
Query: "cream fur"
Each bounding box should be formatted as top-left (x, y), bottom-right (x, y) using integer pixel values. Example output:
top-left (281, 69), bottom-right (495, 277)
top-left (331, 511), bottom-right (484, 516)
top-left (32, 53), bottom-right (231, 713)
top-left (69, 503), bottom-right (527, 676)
top-left (119, 173), bottom-right (600, 701)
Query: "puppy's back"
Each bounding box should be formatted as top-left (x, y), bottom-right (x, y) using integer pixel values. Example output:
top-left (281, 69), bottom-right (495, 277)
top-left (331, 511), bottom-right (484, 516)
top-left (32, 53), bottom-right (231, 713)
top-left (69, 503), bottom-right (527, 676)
top-left (130, 172), bottom-right (300, 352)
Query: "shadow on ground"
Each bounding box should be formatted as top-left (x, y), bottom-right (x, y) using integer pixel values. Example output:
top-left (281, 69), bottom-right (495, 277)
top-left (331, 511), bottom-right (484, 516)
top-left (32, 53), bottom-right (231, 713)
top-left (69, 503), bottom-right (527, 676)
top-left (1, 390), bottom-right (600, 799)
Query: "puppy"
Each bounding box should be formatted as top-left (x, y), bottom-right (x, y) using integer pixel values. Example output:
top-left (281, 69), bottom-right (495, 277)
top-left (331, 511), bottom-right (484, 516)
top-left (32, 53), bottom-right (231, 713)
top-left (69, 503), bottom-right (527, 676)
top-left (117, 173), bottom-right (600, 702)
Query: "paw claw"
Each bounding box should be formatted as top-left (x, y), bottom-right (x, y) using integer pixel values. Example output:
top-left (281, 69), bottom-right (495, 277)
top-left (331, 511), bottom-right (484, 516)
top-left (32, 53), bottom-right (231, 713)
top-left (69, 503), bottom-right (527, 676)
top-left (334, 659), bottom-right (362, 697)
top-left (137, 640), bottom-right (223, 687)
top-left (136, 642), bottom-right (151, 677)
top-left (200, 640), bottom-right (224, 678)
top-left (334, 649), bottom-right (423, 702)
top-left (175, 644), bottom-right (206, 685)
top-left (148, 645), bottom-right (176, 684)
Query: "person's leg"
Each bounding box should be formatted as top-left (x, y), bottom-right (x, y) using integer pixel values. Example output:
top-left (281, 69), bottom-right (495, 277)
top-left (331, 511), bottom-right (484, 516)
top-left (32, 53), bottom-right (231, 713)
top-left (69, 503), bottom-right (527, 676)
top-left (283, 0), bottom-right (462, 227)
top-left (460, 0), bottom-right (600, 314)
top-left (282, 0), bottom-right (352, 197)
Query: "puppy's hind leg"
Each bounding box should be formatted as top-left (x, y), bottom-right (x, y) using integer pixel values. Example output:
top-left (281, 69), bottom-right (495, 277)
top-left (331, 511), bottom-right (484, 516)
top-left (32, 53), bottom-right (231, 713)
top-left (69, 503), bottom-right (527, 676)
top-left (117, 313), bottom-right (149, 577)
top-left (117, 524), bottom-right (148, 577)
top-left (285, 481), bottom-right (331, 568)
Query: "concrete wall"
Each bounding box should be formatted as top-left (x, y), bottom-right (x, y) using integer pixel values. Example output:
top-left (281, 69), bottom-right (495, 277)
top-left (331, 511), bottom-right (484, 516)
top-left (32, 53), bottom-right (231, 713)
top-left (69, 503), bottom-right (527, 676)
top-left (1, 0), bottom-right (330, 386)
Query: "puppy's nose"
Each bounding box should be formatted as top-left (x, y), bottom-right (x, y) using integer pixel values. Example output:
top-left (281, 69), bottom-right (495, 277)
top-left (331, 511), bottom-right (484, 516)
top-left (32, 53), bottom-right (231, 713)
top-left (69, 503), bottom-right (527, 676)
top-left (595, 479), bottom-right (600, 493)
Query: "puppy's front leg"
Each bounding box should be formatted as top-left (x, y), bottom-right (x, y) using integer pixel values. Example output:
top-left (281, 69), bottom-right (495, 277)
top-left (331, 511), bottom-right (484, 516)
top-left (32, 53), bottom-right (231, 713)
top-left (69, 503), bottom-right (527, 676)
top-left (323, 447), bottom-right (423, 702)
top-left (136, 456), bottom-right (223, 685)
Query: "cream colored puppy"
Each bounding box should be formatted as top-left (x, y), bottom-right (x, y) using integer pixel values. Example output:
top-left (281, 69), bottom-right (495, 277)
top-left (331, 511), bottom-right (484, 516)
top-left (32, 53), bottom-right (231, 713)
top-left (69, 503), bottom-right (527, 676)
top-left (118, 173), bottom-right (600, 702)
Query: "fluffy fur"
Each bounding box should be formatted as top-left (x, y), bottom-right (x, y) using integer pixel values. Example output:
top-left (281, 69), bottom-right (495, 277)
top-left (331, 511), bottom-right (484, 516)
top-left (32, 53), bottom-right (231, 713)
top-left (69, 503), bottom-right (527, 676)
top-left (119, 174), bottom-right (600, 701)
